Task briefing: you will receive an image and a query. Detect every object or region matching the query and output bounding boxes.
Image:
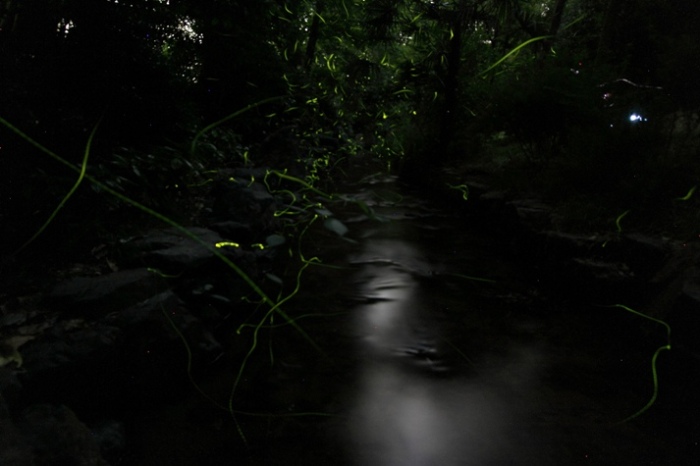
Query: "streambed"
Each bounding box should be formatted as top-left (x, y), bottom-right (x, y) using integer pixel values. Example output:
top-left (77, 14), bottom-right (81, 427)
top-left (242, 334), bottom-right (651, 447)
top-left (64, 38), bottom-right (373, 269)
top-left (125, 171), bottom-right (695, 465)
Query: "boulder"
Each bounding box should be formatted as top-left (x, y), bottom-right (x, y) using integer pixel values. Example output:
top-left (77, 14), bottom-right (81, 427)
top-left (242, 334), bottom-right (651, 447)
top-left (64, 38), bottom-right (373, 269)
top-left (48, 268), bottom-right (167, 317)
top-left (210, 178), bottom-right (276, 226)
top-left (507, 198), bottom-right (555, 230)
top-left (669, 267), bottom-right (700, 358)
top-left (18, 404), bottom-right (109, 466)
top-left (120, 227), bottom-right (225, 273)
top-left (0, 394), bottom-right (34, 466)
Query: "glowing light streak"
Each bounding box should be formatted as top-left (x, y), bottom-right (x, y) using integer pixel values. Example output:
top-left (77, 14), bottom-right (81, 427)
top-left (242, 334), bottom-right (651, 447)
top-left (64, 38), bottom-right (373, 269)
top-left (615, 210), bottom-right (629, 233)
top-left (676, 185), bottom-right (696, 201)
top-left (607, 304), bottom-right (672, 423)
top-left (446, 182), bottom-right (469, 200)
top-left (215, 242), bottom-right (240, 248)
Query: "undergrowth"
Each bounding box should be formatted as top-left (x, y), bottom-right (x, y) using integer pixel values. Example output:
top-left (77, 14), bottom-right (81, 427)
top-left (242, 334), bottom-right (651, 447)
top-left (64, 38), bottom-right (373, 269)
top-left (0, 100), bottom-right (351, 446)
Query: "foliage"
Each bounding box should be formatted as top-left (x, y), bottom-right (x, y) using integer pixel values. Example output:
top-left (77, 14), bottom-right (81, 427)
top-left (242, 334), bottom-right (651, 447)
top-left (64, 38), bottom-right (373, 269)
top-left (3, 0), bottom-right (700, 437)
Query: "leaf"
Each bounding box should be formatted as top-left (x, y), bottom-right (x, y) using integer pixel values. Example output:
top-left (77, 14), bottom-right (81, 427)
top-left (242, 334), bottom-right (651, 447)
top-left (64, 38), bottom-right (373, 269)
top-left (324, 217), bottom-right (349, 236)
top-left (0, 335), bottom-right (35, 368)
top-left (265, 273), bottom-right (283, 285)
top-left (266, 234), bottom-right (286, 247)
top-left (314, 208), bottom-right (334, 217)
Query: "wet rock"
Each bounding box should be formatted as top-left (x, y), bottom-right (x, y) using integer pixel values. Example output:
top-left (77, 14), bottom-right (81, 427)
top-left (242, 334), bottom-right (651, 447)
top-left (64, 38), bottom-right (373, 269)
top-left (540, 231), bottom-right (608, 257)
top-left (209, 220), bottom-right (253, 244)
top-left (19, 320), bottom-right (121, 375)
top-left (115, 289), bottom-right (182, 326)
top-left (48, 268), bottom-right (167, 317)
top-left (90, 419), bottom-right (125, 463)
top-left (507, 199), bottom-right (554, 230)
top-left (113, 290), bottom-right (222, 355)
top-left (669, 267), bottom-right (700, 358)
top-left (121, 227), bottom-right (225, 273)
top-left (0, 394), bottom-right (34, 466)
top-left (619, 233), bottom-right (671, 281)
top-left (0, 161), bottom-right (306, 464)
top-left (681, 267), bottom-right (700, 303)
top-left (479, 190), bottom-right (508, 202)
top-left (0, 367), bottom-right (21, 402)
top-left (14, 290), bottom-right (223, 417)
top-left (210, 178), bottom-right (276, 227)
top-left (571, 258), bottom-right (635, 283)
top-left (0, 399), bottom-right (110, 466)
top-left (18, 404), bottom-right (108, 466)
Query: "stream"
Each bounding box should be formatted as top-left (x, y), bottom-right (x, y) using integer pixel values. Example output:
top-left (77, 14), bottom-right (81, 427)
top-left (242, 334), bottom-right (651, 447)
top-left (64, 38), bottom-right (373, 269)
top-left (126, 171), bottom-right (693, 465)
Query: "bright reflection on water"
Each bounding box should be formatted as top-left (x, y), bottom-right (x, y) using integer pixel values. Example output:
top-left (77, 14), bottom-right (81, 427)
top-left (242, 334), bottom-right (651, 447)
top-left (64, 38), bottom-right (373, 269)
top-left (345, 236), bottom-right (546, 466)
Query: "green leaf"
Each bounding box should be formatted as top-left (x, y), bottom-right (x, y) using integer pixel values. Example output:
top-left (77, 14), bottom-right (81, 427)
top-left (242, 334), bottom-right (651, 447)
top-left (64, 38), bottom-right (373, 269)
top-left (324, 217), bottom-right (348, 236)
top-left (314, 208), bottom-right (334, 217)
top-left (266, 234), bottom-right (286, 247)
top-left (265, 273), bottom-right (283, 285)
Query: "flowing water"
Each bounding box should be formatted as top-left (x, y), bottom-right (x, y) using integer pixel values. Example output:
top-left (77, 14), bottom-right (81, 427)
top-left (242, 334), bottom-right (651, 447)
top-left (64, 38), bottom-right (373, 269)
top-left (128, 171), bottom-right (696, 465)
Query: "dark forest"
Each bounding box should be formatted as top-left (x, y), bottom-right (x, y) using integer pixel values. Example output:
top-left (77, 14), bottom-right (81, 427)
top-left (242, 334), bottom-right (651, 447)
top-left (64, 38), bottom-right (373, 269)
top-left (1, 1), bottom-right (700, 465)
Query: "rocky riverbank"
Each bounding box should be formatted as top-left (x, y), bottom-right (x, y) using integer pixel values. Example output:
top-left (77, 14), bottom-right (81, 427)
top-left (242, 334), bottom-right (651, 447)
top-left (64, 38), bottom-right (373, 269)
top-left (0, 166), bottom-right (310, 465)
top-left (438, 162), bottom-right (700, 366)
top-left (1, 160), bottom-right (699, 465)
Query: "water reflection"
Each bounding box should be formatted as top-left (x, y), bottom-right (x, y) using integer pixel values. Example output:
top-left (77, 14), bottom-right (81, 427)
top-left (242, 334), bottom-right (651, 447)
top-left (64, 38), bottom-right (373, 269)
top-left (346, 233), bottom-right (545, 465)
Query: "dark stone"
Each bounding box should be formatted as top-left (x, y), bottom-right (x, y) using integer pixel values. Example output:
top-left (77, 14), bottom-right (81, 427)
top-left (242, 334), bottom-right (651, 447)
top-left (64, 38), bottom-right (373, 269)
top-left (121, 227), bottom-right (226, 273)
top-left (210, 178), bottom-right (276, 227)
top-left (231, 167), bottom-right (270, 180)
top-left (0, 394), bottom-right (34, 466)
top-left (19, 320), bottom-right (121, 375)
top-left (669, 267), bottom-right (700, 358)
top-left (90, 419), bottom-right (125, 463)
top-left (210, 220), bottom-right (254, 244)
top-left (680, 267), bottom-right (700, 303)
top-left (620, 233), bottom-right (672, 280)
top-left (570, 257), bottom-right (635, 283)
top-left (479, 190), bottom-right (507, 202)
top-left (18, 404), bottom-right (108, 466)
top-left (115, 290), bottom-right (222, 355)
top-left (540, 231), bottom-right (608, 258)
top-left (0, 367), bottom-right (22, 403)
top-left (507, 199), bottom-right (554, 230)
top-left (47, 268), bottom-right (167, 317)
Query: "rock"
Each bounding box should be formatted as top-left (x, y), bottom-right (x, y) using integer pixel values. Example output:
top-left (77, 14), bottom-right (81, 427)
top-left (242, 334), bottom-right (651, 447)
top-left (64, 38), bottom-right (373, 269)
top-left (19, 320), bottom-right (121, 375)
top-left (115, 289), bottom-right (183, 327)
top-left (18, 404), bottom-right (108, 466)
top-left (121, 227), bottom-right (225, 273)
top-left (571, 257), bottom-right (635, 283)
top-left (681, 268), bottom-right (700, 303)
top-left (620, 233), bottom-right (671, 280)
top-left (669, 267), bottom-right (700, 358)
top-left (0, 367), bottom-right (22, 402)
top-left (48, 268), bottom-right (168, 317)
top-left (114, 290), bottom-right (222, 355)
top-left (209, 220), bottom-right (254, 244)
top-left (210, 178), bottom-right (276, 227)
top-left (90, 419), bottom-right (125, 463)
top-left (229, 167), bottom-right (270, 181)
top-left (0, 394), bottom-right (34, 466)
top-left (479, 190), bottom-right (508, 202)
top-left (540, 231), bottom-right (607, 257)
top-left (507, 199), bottom-right (554, 230)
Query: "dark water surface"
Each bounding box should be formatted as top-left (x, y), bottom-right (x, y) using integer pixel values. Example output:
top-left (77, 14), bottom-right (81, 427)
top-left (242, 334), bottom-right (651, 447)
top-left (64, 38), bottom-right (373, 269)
top-left (129, 172), bottom-right (696, 465)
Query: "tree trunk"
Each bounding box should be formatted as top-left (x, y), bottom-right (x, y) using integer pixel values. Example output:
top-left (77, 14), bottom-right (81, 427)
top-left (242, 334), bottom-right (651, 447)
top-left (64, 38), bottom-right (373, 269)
top-left (548, 0), bottom-right (568, 36)
top-left (304, 2), bottom-right (323, 69)
top-left (437, 18), bottom-right (463, 160)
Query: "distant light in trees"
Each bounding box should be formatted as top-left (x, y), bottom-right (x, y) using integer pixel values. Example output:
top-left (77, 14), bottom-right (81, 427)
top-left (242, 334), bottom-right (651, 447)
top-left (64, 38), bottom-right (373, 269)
top-left (177, 17), bottom-right (201, 44)
top-left (56, 19), bottom-right (75, 37)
